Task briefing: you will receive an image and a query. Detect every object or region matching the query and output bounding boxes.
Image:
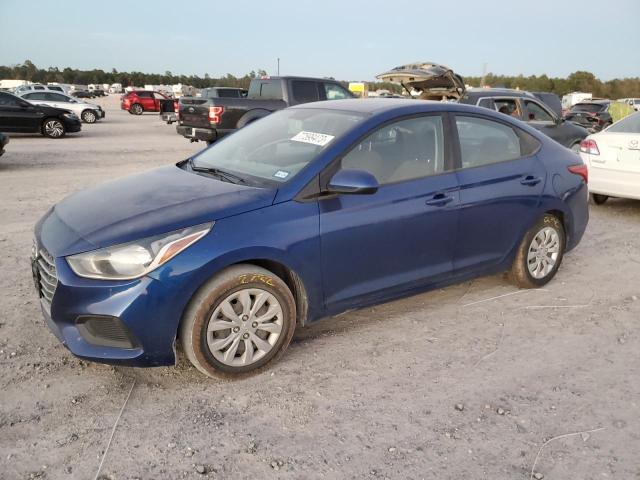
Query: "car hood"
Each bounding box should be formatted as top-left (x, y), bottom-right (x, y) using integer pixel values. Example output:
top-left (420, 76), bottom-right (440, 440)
top-left (376, 62), bottom-right (466, 99)
top-left (39, 165), bottom-right (277, 256)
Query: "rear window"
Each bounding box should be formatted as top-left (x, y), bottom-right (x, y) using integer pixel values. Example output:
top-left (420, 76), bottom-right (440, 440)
top-left (572, 103), bottom-right (606, 112)
top-left (607, 112), bottom-right (640, 133)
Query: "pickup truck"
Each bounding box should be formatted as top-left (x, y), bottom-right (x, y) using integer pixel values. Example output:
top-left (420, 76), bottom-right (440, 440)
top-left (176, 76), bottom-right (354, 143)
top-left (162, 87), bottom-right (247, 124)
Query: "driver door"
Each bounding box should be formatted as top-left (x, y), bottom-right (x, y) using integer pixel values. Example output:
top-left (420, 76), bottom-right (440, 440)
top-left (0, 92), bottom-right (39, 132)
top-left (319, 114), bottom-right (459, 313)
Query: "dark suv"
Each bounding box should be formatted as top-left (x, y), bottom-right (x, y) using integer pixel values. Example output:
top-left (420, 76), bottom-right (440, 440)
top-left (564, 101), bottom-right (612, 132)
top-left (460, 89), bottom-right (589, 150)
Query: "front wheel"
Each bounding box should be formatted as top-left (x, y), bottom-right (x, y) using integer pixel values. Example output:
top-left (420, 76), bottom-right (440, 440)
top-left (591, 193), bottom-right (609, 205)
top-left (42, 118), bottom-right (66, 138)
top-left (179, 265), bottom-right (296, 378)
top-left (130, 103), bottom-right (143, 115)
top-left (509, 214), bottom-right (565, 288)
top-left (81, 109), bottom-right (97, 123)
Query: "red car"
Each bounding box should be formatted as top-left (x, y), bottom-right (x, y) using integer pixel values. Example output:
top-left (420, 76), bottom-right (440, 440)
top-left (120, 90), bottom-right (170, 115)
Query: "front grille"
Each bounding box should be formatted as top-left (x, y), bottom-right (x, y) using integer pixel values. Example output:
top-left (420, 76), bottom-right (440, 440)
top-left (35, 246), bottom-right (58, 307)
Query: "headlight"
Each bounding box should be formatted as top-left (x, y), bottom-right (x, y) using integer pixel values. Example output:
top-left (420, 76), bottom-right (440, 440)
top-left (66, 222), bottom-right (213, 280)
top-left (63, 112), bottom-right (78, 119)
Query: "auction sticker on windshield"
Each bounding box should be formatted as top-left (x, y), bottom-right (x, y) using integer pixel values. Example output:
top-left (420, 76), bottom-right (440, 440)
top-left (291, 131), bottom-right (335, 147)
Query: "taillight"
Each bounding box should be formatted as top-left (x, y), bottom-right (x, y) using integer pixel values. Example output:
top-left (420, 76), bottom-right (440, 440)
top-left (579, 139), bottom-right (600, 155)
top-left (174, 100), bottom-right (180, 120)
top-left (568, 164), bottom-right (588, 183)
top-left (209, 105), bottom-right (224, 124)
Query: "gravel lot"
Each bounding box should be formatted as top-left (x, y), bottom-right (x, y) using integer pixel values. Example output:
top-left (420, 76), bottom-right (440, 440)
top-left (1, 96), bottom-right (639, 480)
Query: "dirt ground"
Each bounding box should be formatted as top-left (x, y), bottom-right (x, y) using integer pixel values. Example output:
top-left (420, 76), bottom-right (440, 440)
top-left (0, 96), bottom-right (638, 480)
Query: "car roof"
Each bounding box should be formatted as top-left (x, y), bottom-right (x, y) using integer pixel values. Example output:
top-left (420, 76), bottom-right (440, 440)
top-left (465, 88), bottom-right (535, 98)
top-left (291, 98), bottom-right (496, 116)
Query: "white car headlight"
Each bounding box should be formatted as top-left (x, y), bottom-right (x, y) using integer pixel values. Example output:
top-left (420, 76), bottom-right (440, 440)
top-left (67, 222), bottom-right (213, 280)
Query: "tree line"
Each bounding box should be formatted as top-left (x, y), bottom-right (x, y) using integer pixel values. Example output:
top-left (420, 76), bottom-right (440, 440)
top-left (2, 61), bottom-right (639, 99)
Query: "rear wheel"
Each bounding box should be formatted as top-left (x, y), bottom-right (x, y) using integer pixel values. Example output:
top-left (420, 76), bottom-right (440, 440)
top-left (130, 103), bottom-right (143, 115)
top-left (81, 109), bottom-right (97, 123)
top-left (591, 193), bottom-right (609, 205)
top-left (179, 265), bottom-right (296, 378)
top-left (509, 213), bottom-right (565, 288)
top-left (42, 118), bottom-right (66, 138)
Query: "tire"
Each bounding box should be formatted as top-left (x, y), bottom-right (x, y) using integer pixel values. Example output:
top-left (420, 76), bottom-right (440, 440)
top-left (130, 103), bottom-right (143, 115)
top-left (179, 264), bottom-right (297, 378)
top-left (81, 109), bottom-right (97, 123)
top-left (42, 118), bottom-right (66, 138)
top-left (591, 193), bottom-right (609, 205)
top-left (508, 213), bottom-right (566, 288)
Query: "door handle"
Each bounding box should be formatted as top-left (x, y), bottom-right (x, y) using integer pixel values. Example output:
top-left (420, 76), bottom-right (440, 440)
top-left (425, 193), bottom-right (453, 207)
top-left (520, 175), bottom-right (542, 186)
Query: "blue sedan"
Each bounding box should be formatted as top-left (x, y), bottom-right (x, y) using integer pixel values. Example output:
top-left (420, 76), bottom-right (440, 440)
top-left (32, 99), bottom-right (588, 377)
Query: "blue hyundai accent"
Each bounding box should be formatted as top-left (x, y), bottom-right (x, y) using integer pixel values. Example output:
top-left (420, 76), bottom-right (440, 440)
top-left (32, 99), bottom-right (588, 377)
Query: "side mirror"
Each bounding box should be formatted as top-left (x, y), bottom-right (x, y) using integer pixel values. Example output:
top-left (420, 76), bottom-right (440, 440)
top-left (327, 169), bottom-right (379, 195)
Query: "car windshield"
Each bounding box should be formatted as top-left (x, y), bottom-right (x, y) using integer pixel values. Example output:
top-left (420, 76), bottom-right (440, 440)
top-left (191, 108), bottom-right (366, 185)
top-left (606, 112), bottom-right (640, 133)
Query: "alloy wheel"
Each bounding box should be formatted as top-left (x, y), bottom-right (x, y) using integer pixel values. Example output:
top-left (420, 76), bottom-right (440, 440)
top-left (527, 226), bottom-right (561, 279)
top-left (83, 111), bottom-right (96, 123)
top-left (44, 120), bottom-right (64, 138)
top-left (206, 288), bottom-right (283, 367)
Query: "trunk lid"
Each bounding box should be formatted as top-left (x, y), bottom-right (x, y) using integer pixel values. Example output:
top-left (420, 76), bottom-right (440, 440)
top-left (376, 62), bottom-right (466, 99)
top-left (591, 133), bottom-right (640, 174)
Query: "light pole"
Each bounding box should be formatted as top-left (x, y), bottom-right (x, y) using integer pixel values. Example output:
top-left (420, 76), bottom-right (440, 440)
top-left (277, 58), bottom-right (280, 76)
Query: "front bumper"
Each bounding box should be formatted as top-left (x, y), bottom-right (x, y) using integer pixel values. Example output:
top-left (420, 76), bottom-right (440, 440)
top-left (64, 118), bottom-right (82, 133)
top-left (32, 246), bottom-right (186, 367)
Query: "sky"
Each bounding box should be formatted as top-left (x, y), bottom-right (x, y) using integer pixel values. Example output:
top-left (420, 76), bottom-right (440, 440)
top-left (1, 0), bottom-right (638, 81)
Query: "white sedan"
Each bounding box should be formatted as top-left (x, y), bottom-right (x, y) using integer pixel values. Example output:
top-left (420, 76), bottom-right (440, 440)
top-left (18, 91), bottom-right (105, 123)
top-left (579, 112), bottom-right (640, 204)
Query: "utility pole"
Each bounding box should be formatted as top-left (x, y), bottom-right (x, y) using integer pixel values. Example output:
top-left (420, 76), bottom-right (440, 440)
top-left (480, 62), bottom-right (488, 88)
top-left (277, 58), bottom-right (280, 76)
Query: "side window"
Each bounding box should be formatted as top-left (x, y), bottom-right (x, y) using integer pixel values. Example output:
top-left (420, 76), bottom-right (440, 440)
top-left (455, 115), bottom-right (522, 168)
top-left (0, 93), bottom-right (24, 106)
top-left (47, 93), bottom-right (68, 101)
top-left (323, 83), bottom-right (351, 100)
top-left (291, 81), bottom-right (319, 103)
top-left (494, 98), bottom-right (520, 118)
top-left (524, 100), bottom-right (553, 122)
top-left (27, 92), bottom-right (48, 100)
top-left (137, 91), bottom-right (152, 98)
top-left (341, 115), bottom-right (446, 185)
top-left (34, 86), bottom-right (45, 90)
top-left (477, 98), bottom-right (494, 109)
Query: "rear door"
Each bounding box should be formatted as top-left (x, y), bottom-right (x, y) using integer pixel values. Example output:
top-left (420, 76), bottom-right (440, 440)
top-left (452, 113), bottom-right (545, 272)
top-left (319, 113), bottom-right (459, 312)
top-left (0, 92), bottom-right (40, 132)
top-left (136, 91), bottom-right (154, 111)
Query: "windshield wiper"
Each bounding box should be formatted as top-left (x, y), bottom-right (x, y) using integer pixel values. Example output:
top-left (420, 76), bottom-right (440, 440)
top-left (189, 159), bottom-right (247, 185)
